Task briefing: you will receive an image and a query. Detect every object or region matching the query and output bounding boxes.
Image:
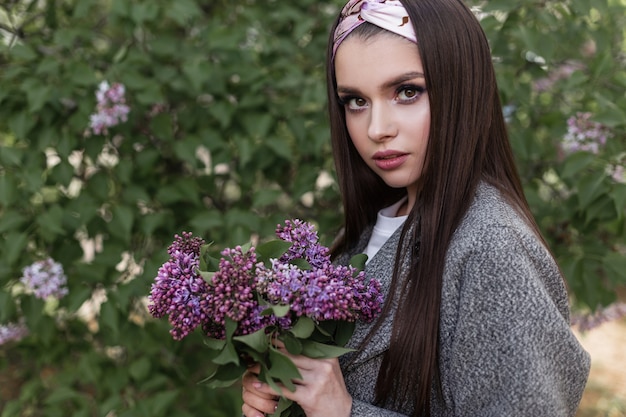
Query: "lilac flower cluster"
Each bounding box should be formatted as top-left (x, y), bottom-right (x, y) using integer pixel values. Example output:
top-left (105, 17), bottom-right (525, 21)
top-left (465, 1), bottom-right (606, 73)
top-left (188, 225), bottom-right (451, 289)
top-left (259, 260), bottom-right (382, 323)
top-left (202, 246), bottom-right (276, 338)
top-left (533, 61), bottom-right (585, 93)
top-left (571, 302), bottom-right (626, 332)
top-left (20, 258), bottom-right (68, 300)
top-left (149, 234), bottom-right (279, 339)
top-left (148, 232), bottom-right (211, 340)
top-left (149, 220), bottom-right (383, 341)
top-left (561, 112), bottom-right (612, 155)
top-left (89, 81), bottom-right (130, 135)
top-left (0, 321), bottom-right (29, 346)
top-left (275, 219), bottom-right (331, 269)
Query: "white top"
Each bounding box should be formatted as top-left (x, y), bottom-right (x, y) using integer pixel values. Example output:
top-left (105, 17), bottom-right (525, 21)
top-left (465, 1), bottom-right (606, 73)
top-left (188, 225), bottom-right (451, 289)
top-left (364, 198), bottom-right (408, 264)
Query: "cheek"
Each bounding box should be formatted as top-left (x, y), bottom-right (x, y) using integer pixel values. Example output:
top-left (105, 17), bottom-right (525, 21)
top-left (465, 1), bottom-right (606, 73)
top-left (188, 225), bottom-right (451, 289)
top-left (346, 117), bottom-right (367, 149)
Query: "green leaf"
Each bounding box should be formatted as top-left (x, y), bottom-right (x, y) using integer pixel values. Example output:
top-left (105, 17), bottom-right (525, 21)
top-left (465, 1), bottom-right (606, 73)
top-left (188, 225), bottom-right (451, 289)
top-left (267, 348), bottom-right (301, 392)
top-left (131, 2), bottom-right (160, 24)
top-left (289, 317), bottom-right (314, 339)
top-left (253, 188), bottom-right (283, 208)
top-left (612, 185), bottom-right (626, 220)
top-left (2, 232), bottom-right (28, 266)
top-left (26, 84), bottom-right (51, 113)
top-left (45, 387), bottom-right (81, 404)
top-left (201, 362), bottom-right (246, 388)
top-left (349, 253), bottom-right (368, 271)
top-left (129, 357), bottom-right (151, 381)
top-left (199, 270), bottom-right (215, 283)
top-left (200, 242), bottom-right (220, 272)
top-left (267, 304), bottom-right (290, 318)
top-left (233, 328), bottom-right (269, 353)
top-left (66, 286), bottom-right (93, 312)
top-left (576, 171), bottom-right (608, 210)
top-left (0, 174), bottom-right (18, 206)
top-left (604, 251), bottom-right (626, 285)
top-left (225, 316), bottom-right (237, 341)
top-left (204, 337), bottom-right (227, 351)
top-left (256, 240), bottom-right (292, 265)
top-left (242, 113), bottom-right (273, 139)
top-left (288, 257), bottom-right (312, 270)
top-left (165, 0), bottom-right (202, 25)
top-left (0, 147), bottom-right (23, 167)
top-left (559, 152), bottom-right (596, 180)
top-left (147, 390), bottom-right (180, 414)
top-left (333, 320), bottom-right (356, 347)
top-left (99, 301), bottom-right (119, 338)
top-left (281, 333), bottom-right (303, 355)
top-left (212, 341), bottom-right (239, 366)
top-left (22, 297), bottom-right (45, 329)
top-left (300, 340), bottom-right (354, 359)
top-left (110, 205), bottom-right (134, 242)
top-left (0, 291), bottom-right (17, 322)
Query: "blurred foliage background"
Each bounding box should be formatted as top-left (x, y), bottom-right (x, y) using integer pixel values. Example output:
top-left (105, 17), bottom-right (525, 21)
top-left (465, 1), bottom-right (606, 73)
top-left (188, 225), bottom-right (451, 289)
top-left (0, 0), bottom-right (624, 415)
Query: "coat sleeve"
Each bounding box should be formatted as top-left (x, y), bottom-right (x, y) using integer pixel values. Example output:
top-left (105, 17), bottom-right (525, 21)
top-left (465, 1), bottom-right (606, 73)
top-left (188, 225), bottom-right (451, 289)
top-left (439, 224), bottom-right (590, 417)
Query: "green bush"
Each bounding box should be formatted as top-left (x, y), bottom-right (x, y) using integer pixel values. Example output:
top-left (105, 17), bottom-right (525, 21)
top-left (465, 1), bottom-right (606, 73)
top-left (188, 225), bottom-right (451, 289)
top-left (0, 0), bottom-right (624, 415)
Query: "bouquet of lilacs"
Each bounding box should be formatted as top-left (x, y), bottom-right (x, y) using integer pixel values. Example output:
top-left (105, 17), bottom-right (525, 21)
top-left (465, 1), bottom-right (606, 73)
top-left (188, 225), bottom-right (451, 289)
top-left (148, 219), bottom-right (383, 416)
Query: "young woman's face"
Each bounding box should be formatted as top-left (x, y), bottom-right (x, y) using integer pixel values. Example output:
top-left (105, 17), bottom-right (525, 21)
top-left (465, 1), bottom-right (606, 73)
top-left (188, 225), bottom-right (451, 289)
top-left (334, 33), bottom-right (430, 198)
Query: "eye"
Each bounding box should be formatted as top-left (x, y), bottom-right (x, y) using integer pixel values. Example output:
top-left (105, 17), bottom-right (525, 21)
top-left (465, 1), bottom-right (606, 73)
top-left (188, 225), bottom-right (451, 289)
top-left (339, 96), bottom-right (368, 111)
top-left (397, 85), bottom-right (425, 102)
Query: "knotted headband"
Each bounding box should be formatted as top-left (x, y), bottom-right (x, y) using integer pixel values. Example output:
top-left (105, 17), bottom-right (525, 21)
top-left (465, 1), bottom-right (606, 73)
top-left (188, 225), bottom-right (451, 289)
top-left (332, 0), bottom-right (417, 58)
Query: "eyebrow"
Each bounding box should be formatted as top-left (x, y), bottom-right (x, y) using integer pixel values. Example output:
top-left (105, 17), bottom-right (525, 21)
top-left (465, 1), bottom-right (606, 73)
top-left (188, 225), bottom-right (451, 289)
top-left (337, 71), bottom-right (425, 95)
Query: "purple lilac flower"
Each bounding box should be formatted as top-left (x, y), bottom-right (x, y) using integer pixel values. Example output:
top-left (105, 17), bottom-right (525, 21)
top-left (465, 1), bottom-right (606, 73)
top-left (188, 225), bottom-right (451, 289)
top-left (148, 232), bottom-right (212, 340)
top-left (20, 258), bottom-right (68, 300)
top-left (261, 259), bottom-right (382, 324)
top-left (561, 112), bottom-right (612, 155)
top-left (204, 246), bottom-right (267, 337)
top-left (151, 221), bottom-right (383, 341)
top-left (0, 321), bottom-right (29, 346)
top-left (275, 219), bottom-right (331, 269)
top-left (89, 81), bottom-right (130, 135)
top-left (571, 302), bottom-right (626, 332)
top-left (533, 61), bottom-right (585, 93)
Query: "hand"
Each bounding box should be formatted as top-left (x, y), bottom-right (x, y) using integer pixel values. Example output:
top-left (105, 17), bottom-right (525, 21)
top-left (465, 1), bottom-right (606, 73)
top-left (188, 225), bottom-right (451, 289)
top-left (242, 364), bottom-right (280, 417)
top-left (249, 342), bottom-right (353, 417)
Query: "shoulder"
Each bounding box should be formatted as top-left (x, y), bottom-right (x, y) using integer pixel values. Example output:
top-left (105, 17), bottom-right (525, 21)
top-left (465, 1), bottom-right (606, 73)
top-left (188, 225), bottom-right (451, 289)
top-left (443, 181), bottom-right (569, 317)
top-left (448, 182), bottom-right (550, 267)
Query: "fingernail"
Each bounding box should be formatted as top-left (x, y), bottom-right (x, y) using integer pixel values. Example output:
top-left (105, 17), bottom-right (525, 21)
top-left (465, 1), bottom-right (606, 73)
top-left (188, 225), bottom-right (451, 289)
top-left (253, 382), bottom-right (262, 389)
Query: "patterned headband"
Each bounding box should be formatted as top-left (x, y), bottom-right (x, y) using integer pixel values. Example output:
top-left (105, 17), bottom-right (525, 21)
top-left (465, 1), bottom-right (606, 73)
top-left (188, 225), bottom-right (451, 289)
top-left (332, 0), bottom-right (417, 59)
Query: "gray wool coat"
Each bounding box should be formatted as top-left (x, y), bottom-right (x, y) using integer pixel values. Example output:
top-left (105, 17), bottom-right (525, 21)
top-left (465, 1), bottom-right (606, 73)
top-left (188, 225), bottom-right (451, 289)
top-left (338, 183), bottom-right (590, 417)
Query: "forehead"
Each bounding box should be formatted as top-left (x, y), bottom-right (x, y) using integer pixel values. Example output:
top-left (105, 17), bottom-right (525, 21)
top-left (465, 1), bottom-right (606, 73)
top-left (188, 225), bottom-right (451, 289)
top-left (334, 33), bottom-right (423, 87)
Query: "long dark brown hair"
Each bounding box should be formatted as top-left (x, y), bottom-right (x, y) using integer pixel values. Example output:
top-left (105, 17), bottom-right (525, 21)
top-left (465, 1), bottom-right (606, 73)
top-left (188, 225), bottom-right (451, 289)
top-left (326, 0), bottom-right (547, 414)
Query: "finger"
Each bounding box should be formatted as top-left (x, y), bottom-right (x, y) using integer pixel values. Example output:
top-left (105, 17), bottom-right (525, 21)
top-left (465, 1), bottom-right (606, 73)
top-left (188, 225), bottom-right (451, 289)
top-left (243, 376), bottom-right (280, 399)
top-left (242, 389), bottom-right (279, 416)
top-left (244, 363), bottom-right (262, 375)
top-left (242, 402), bottom-right (274, 417)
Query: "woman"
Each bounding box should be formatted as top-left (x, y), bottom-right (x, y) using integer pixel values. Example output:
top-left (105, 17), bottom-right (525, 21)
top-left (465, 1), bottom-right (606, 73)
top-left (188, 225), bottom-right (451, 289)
top-left (242, 0), bottom-right (590, 416)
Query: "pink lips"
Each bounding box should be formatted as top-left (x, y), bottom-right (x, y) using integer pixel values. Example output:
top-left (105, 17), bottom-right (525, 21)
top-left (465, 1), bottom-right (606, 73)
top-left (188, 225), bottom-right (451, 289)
top-left (373, 150), bottom-right (409, 170)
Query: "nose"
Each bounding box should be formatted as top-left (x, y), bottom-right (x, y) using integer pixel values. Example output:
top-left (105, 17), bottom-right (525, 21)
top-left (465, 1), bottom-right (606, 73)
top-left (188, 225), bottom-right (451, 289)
top-left (367, 103), bottom-right (397, 142)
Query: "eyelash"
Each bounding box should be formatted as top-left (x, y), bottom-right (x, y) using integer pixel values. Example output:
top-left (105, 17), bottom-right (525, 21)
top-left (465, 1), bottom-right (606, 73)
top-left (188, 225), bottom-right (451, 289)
top-left (338, 84), bottom-right (426, 112)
